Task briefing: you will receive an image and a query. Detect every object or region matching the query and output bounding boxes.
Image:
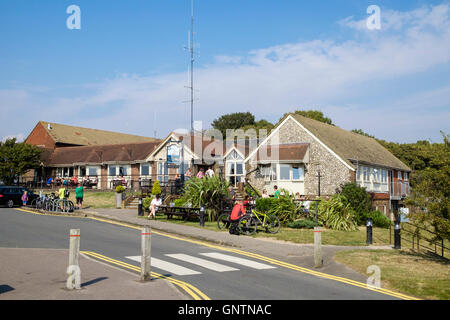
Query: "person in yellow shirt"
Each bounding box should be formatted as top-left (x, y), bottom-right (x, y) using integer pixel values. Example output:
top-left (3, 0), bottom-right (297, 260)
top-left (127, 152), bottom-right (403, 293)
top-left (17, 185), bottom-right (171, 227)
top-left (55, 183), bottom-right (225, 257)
top-left (59, 187), bottom-right (66, 199)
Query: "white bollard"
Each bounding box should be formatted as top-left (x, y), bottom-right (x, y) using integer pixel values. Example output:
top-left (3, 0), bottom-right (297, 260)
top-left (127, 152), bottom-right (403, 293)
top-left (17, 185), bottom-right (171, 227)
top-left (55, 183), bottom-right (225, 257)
top-left (141, 226), bottom-right (152, 281)
top-left (67, 229), bottom-right (81, 289)
top-left (314, 227), bottom-right (323, 268)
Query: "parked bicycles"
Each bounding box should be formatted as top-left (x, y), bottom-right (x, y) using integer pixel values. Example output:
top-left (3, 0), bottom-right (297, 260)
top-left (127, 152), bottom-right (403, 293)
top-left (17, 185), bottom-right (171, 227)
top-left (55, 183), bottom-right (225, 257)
top-left (238, 209), bottom-right (280, 235)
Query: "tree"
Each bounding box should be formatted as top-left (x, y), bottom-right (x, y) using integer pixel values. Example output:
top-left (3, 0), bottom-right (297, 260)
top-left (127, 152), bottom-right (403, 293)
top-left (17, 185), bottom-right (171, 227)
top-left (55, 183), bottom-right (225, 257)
top-left (281, 109), bottom-right (333, 125)
top-left (240, 119), bottom-right (275, 137)
top-left (211, 112), bottom-right (255, 138)
top-left (0, 138), bottom-right (42, 185)
top-left (152, 180), bottom-right (162, 195)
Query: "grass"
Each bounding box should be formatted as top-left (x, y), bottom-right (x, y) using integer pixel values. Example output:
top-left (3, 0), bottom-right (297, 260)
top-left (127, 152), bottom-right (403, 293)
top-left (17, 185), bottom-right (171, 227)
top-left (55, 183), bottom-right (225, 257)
top-left (334, 249), bottom-right (450, 300)
top-left (140, 214), bottom-right (392, 246)
top-left (36, 189), bottom-right (117, 209)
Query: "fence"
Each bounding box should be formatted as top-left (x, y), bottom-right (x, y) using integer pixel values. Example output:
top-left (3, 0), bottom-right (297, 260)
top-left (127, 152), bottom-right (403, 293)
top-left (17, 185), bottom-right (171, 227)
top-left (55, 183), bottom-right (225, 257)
top-left (390, 221), bottom-right (449, 258)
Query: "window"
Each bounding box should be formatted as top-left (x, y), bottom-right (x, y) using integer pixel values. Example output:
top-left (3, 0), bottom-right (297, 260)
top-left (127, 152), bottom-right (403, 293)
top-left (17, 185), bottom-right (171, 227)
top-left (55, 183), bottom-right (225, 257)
top-left (260, 164), bottom-right (276, 181)
top-left (292, 167), bottom-right (304, 180)
top-left (109, 166), bottom-right (116, 176)
top-left (398, 171), bottom-right (402, 181)
top-left (381, 169), bottom-right (388, 183)
top-left (119, 166), bottom-right (127, 176)
top-left (141, 164), bottom-right (150, 176)
top-left (80, 167), bottom-right (86, 177)
top-left (357, 166), bottom-right (361, 181)
top-left (363, 167), bottom-right (371, 182)
top-left (88, 167), bottom-right (98, 176)
top-left (404, 172), bottom-right (408, 181)
top-left (279, 164), bottom-right (291, 180)
top-left (373, 169), bottom-right (380, 183)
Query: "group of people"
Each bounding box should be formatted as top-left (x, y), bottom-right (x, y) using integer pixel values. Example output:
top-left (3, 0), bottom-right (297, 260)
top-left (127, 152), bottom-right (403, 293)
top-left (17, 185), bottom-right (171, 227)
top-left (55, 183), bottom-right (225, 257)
top-left (56, 183), bottom-right (85, 209)
top-left (46, 176), bottom-right (97, 188)
top-left (261, 185), bottom-right (281, 199)
top-left (184, 167), bottom-right (215, 180)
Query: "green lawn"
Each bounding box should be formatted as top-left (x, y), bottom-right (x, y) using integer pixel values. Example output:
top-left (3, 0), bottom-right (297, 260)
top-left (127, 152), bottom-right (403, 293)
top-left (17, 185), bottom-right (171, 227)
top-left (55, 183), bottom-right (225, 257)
top-left (141, 214), bottom-right (392, 246)
top-left (334, 249), bottom-right (450, 300)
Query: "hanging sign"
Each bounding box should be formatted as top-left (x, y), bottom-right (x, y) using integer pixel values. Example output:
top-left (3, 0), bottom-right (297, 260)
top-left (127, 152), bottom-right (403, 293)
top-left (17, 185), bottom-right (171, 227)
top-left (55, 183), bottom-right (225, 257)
top-left (167, 144), bottom-right (181, 164)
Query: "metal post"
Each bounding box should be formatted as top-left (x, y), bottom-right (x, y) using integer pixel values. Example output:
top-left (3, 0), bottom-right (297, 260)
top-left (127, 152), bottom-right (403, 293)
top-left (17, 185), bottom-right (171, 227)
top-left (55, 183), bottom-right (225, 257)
top-left (141, 226), bottom-right (151, 281)
top-left (366, 218), bottom-right (373, 245)
top-left (314, 227), bottom-right (323, 268)
top-left (200, 205), bottom-right (205, 227)
top-left (394, 220), bottom-right (401, 249)
top-left (138, 196), bottom-right (143, 216)
top-left (67, 229), bottom-right (81, 290)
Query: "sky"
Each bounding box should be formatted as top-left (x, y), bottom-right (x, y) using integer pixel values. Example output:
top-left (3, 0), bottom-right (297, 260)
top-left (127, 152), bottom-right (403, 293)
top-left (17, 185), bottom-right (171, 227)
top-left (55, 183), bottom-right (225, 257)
top-left (1, 0), bottom-right (449, 144)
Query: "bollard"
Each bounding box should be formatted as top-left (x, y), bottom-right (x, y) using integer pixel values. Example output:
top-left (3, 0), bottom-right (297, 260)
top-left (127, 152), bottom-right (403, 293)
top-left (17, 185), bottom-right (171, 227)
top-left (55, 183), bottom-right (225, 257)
top-left (200, 206), bottom-right (205, 227)
top-left (138, 197), bottom-right (143, 216)
top-left (141, 226), bottom-right (151, 281)
top-left (394, 220), bottom-right (401, 249)
top-left (67, 229), bottom-right (81, 290)
top-left (366, 218), bottom-right (373, 245)
top-left (314, 227), bottom-right (323, 268)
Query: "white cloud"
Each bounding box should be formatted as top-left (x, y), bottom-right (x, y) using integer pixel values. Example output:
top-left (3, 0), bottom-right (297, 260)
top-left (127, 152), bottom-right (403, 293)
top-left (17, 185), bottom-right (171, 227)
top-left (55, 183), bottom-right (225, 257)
top-left (2, 133), bottom-right (25, 143)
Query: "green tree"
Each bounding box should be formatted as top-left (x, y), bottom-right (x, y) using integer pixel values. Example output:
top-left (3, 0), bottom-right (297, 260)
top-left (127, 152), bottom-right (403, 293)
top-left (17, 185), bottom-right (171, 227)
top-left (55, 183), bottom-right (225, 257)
top-left (152, 180), bottom-right (162, 195)
top-left (282, 109), bottom-right (333, 125)
top-left (211, 112), bottom-right (255, 137)
top-left (0, 138), bottom-right (42, 185)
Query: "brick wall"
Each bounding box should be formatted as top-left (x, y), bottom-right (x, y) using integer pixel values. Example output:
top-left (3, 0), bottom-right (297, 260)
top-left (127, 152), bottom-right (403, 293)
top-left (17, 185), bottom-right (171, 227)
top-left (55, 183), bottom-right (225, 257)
top-left (25, 122), bottom-right (56, 149)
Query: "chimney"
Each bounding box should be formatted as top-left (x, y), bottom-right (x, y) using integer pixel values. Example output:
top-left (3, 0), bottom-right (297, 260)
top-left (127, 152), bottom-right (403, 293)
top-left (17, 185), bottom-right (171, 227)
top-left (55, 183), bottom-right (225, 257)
top-left (47, 123), bottom-right (52, 130)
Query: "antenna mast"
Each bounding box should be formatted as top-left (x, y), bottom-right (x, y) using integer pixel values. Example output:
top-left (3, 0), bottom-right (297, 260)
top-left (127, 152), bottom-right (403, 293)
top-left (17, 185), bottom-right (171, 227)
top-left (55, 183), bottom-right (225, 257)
top-left (189, 0), bottom-right (194, 134)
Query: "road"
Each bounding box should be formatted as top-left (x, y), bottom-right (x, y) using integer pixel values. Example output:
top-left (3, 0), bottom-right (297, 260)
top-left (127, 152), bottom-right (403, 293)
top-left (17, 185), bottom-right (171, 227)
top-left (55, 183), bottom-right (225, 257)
top-left (0, 207), bottom-right (399, 300)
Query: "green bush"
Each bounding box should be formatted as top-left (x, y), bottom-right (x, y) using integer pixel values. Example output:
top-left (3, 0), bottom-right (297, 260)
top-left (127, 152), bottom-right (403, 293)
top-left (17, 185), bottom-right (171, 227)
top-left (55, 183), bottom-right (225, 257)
top-left (255, 197), bottom-right (278, 212)
top-left (142, 196), bottom-right (153, 211)
top-left (287, 219), bottom-right (316, 229)
top-left (180, 176), bottom-right (230, 220)
top-left (115, 185), bottom-right (125, 193)
top-left (267, 189), bottom-right (302, 224)
top-left (174, 198), bottom-right (186, 207)
top-left (318, 194), bottom-right (359, 231)
top-left (152, 180), bottom-right (162, 195)
top-left (337, 183), bottom-right (371, 224)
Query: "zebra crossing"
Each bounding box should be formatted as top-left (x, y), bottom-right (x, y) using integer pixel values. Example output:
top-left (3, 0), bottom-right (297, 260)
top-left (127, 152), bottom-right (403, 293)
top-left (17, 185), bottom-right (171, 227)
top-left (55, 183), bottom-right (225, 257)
top-left (125, 252), bottom-right (277, 276)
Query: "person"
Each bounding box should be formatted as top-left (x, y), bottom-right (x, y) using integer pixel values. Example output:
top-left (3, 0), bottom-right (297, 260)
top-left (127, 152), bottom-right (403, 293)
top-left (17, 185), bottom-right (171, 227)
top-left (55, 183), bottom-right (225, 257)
top-left (75, 183), bottom-right (84, 209)
top-left (21, 190), bottom-right (28, 206)
top-left (229, 199), bottom-right (247, 235)
top-left (273, 185), bottom-right (280, 199)
top-left (185, 167), bottom-right (192, 180)
top-left (148, 194), bottom-right (162, 219)
top-left (205, 167), bottom-right (215, 178)
top-left (228, 186), bottom-right (236, 201)
top-left (59, 186), bottom-right (66, 199)
top-left (197, 168), bottom-right (205, 179)
top-left (47, 177), bottom-right (53, 187)
top-left (262, 189), bottom-right (269, 198)
top-left (72, 176), bottom-right (78, 186)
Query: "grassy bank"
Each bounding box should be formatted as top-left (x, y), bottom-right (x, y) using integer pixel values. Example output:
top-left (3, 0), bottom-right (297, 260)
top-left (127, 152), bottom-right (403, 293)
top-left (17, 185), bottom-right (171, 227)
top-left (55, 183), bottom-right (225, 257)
top-left (334, 249), bottom-right (450, 300)
top-left (142, 215), bottom-right (391, 246)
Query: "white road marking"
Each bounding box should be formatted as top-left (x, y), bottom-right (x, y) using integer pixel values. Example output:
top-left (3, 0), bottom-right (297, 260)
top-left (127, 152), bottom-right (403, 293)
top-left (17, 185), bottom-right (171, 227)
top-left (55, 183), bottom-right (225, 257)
top-left (125, 256), bottom-right (201, 276)
top-left (200, 252), bottom-right (277, 270)
top-left (165, 254), bottom-right (239, 272)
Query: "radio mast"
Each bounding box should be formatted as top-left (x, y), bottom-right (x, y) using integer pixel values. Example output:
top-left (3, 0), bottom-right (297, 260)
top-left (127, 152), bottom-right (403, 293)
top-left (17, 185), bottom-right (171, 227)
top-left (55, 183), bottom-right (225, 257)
top-left (188, 0), bottom-right (195, 134)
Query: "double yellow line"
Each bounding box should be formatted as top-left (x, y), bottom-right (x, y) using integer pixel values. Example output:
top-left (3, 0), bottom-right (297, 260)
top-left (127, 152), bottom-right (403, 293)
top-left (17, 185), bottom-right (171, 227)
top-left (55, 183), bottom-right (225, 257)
top-left (81, 251), bottom-right (210, 300)
top-left (15, 207), bottom-right (419, 300)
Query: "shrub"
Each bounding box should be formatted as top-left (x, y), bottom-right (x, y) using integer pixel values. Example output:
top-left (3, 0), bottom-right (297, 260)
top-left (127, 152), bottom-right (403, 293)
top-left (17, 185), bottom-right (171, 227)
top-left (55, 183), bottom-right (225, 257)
top-left (115, 185), bottom-right (125, 193)
top-left (255, 197), bottom-right (278, 213)
top-left (267, 189), bottom-right (302, 224)
top-left (174, 198), bottom-right (186, 207)
top-left (152, 180), bottom-right (162, 195)
top-left (370, 210), bottom-right (392, 228)
top-left (287, 219), bottom-right (316, 229)
top-left (318, 194), bottom-right (358, 231)
top-left (181, 176), bottom-right (230, 220)
top-left (142, 196), bottom-right (153, 212)
top-left (337, 183), bottom-right (371, 223)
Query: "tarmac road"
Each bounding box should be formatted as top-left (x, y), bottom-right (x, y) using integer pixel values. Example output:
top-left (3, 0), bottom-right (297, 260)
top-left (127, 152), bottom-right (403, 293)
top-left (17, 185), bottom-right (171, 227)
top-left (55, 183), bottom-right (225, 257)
top-left (0, 207), bottom-right (400, 300)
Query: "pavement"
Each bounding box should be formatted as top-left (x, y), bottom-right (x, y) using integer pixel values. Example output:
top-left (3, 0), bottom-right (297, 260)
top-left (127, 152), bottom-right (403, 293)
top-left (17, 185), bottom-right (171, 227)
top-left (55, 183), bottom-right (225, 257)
top-left (0, 247), bottom-right (187, 300)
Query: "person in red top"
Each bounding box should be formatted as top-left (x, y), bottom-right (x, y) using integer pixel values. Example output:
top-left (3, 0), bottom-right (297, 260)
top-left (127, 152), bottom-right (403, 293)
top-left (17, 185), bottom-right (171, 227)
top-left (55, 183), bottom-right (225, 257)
top-left (229, 199), bottom-right (247, 235)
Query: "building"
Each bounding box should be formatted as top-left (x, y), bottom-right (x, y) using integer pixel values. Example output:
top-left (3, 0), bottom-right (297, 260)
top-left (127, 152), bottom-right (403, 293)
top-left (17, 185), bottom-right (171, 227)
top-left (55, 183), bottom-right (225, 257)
top-left (244, 113), bottom-right (411, 218)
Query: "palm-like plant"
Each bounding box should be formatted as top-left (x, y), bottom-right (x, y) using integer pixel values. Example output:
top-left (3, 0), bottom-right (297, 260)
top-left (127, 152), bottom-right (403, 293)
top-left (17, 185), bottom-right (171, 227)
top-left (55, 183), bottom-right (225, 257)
top-left (318, 194), bottom-right (358, 231)
top-left (181, 176), bottom-right (230, 220)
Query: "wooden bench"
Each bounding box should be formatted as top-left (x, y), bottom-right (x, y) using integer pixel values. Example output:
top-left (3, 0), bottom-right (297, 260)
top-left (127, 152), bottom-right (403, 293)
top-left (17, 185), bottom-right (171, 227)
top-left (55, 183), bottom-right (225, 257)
top-left (158, 205), bottom-right (201, 221)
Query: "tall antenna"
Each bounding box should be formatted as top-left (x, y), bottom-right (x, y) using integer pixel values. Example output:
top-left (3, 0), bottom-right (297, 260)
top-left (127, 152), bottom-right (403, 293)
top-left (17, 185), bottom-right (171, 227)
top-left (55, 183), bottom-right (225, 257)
top-left (188, 0), bottom-right (195, 134)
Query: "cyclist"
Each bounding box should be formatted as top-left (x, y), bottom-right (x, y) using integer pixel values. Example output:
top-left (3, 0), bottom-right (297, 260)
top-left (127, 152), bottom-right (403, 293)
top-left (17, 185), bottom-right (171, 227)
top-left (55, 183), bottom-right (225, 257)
top-left (229, 199), bottom-right (246, 235)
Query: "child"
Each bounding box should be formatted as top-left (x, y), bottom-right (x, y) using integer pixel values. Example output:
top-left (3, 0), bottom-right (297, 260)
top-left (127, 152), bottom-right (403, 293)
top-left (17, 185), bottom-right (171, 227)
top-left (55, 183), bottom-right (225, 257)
top-left (21, 190), bottom-right (28, 206)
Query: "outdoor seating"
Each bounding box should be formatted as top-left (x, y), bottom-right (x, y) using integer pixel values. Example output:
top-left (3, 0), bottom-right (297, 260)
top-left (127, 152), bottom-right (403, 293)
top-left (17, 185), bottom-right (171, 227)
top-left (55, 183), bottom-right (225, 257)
top-left (158, 205), bottom-right (201, 221)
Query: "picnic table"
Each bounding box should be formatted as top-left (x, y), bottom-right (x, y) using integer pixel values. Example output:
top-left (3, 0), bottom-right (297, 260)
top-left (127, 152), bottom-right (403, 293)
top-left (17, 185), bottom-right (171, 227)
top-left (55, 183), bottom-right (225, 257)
top-left (157, 205), bottom-right (201, 221)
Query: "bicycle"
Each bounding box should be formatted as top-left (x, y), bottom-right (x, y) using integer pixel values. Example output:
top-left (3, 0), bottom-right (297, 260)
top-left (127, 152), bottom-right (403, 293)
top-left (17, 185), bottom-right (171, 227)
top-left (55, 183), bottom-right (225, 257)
top-left (238, 209), bottom-right (280, 235)
top-left (217, 212), bottom-right (231, 230)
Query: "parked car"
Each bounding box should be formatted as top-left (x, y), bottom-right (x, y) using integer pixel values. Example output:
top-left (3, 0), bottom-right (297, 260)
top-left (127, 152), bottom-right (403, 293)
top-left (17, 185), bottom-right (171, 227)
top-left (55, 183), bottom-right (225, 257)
top-left (0, 186), bottom-right (39, 208)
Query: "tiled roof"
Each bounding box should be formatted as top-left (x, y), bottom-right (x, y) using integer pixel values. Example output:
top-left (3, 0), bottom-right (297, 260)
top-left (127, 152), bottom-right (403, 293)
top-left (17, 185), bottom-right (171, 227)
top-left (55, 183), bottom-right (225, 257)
top-left (46, 141), bottom-right (161, 166)
top-left (39, 121), bottom-right (158, 146)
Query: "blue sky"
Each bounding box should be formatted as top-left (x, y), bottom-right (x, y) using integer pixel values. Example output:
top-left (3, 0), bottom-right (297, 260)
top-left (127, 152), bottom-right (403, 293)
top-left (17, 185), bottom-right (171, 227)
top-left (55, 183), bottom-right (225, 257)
top-left (1, 0), bottom-right (449, 143)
